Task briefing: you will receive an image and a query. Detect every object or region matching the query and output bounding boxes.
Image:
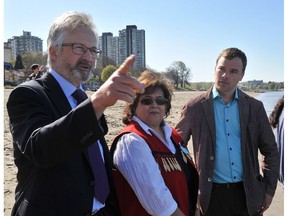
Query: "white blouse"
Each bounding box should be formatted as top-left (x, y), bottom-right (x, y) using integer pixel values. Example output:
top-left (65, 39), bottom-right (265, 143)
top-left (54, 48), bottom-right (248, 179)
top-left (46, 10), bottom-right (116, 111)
top-left (113, 116), bottom-right (178, 216)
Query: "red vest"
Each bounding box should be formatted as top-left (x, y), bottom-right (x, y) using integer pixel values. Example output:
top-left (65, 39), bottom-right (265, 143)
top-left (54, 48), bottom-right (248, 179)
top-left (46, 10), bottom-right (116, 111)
top-left (110, 121), bottom-right (197, 216)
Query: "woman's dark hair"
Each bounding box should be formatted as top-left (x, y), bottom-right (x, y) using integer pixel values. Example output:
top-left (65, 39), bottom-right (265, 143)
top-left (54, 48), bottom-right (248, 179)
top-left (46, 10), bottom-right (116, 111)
top-left (122, 70), bottom-right (174, 125)
top-left (269, 96), bottom-right (284, 128)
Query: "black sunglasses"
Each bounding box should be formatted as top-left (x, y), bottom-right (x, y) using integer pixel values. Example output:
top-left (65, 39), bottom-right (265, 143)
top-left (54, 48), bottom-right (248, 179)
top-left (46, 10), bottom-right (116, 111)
top-left (140, 97), bottom-right (168, 105)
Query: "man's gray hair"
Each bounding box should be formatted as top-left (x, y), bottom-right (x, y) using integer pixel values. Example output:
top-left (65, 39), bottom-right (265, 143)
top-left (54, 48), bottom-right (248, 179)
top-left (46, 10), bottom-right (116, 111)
top-left (47, 11), bottom-right (99, 66)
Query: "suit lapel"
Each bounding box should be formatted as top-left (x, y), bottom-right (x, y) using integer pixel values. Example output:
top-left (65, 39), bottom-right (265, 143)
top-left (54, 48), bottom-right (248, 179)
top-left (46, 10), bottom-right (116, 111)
top-left (238, 89), bottom-right (250, 128)
top-left (201, 89), bottom-right (216, 151)
top-left (39, 72), bottom-right (72, 116)
top-left (238, 89), bottom-right (250, 161)
top-left (40, 73), bottom-right (95, 168)
top-left (39, 73), bottom-right (113, 181)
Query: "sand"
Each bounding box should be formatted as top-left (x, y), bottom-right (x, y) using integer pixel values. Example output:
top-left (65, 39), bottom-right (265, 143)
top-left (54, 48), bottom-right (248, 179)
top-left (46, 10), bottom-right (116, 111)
top-left (4, 89), bottom-right (284, 215)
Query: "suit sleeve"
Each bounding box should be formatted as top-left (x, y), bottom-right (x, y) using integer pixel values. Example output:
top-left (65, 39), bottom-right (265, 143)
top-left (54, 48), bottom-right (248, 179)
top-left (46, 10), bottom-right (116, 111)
top-left (175, 104), bottom-right (193, 146)
top-left (7, 85), bottom-right (107, 168)
top-left (256, 102), bottom-right (279, 196)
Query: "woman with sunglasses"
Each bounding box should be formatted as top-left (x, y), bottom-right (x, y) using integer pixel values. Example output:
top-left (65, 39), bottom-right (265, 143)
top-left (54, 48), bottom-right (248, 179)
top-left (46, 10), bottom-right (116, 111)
top-left (110, 70), bottom-right (198, 216)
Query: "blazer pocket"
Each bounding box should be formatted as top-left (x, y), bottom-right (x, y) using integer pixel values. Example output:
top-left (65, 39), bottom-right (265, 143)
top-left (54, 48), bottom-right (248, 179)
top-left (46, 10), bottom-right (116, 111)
top-left (243, 175), bottom-right (265, 214)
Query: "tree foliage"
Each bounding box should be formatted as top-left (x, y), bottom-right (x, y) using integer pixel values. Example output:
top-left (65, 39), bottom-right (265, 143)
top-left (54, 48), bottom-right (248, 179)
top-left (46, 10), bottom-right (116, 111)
top-left (130, 67), bottom-right (145, 78)
top-left (165, 61), bottom-right (191, 88)
top-left (22, 51), bottom-right (48, 69)
top-left (165, 66), bottom-right (180, 87)
top-left (14, 55), bottom-right (25, 70)
top-left (101, 65), bottom-right (117, 82)
top-left (101, 55), bottom-right (117, 68)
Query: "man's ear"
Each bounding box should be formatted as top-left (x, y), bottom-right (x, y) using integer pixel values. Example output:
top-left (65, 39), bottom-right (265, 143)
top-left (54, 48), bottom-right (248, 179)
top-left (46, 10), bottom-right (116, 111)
top-left (49, 46), bottom-right (58, 62)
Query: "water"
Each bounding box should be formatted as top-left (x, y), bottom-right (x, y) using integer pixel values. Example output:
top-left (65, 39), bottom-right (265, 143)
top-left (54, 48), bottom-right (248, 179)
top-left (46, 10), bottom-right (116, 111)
top-left (254, 91), bottom-right (284, 117)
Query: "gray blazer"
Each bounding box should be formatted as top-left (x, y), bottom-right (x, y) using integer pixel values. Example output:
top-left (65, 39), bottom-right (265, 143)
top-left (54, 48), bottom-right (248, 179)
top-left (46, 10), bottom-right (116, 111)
top-left (175, 87), bottom-right (279, 215)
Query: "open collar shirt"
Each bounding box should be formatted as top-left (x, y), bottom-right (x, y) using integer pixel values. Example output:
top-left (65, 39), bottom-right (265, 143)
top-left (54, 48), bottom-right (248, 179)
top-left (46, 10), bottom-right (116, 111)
top-left (212, 87), bottom-right (244, 183)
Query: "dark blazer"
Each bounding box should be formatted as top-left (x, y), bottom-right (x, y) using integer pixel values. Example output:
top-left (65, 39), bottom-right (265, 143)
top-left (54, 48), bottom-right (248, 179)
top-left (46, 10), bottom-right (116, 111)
top-left (175, 87), bottom-right (279, 215)
top-left (7, 72), bottom-right (118, 216)
top-left (28, 72), bottom-right (42, 80)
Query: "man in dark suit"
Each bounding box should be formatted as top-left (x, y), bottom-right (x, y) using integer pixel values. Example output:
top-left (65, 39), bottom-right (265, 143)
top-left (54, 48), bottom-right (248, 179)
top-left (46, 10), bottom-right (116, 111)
top-left (7, 11), bottom-right (144, 216)
top-left (28, 64), bottom-right (42, 80)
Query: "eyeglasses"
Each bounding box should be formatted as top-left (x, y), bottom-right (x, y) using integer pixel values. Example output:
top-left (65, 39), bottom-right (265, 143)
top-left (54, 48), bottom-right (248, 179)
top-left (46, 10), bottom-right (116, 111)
top-left (140, 97), bottom-right (168, 105)
top-left (62, 43), bottom-right (101, 59)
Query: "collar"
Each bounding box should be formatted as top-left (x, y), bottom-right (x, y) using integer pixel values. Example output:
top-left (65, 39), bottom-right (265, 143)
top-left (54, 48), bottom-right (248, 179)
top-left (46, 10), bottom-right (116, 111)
top-left (212, 86), bottom-right (239, 101)
top-left (50, 69), bottom-right (84, 98)
top-left (132, 116), bottom-right (172, 138)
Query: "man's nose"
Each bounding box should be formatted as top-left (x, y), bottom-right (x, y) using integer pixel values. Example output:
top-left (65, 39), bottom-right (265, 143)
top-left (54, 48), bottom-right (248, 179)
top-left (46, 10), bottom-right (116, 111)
top-left (221, 72), bottom-right (228, 78)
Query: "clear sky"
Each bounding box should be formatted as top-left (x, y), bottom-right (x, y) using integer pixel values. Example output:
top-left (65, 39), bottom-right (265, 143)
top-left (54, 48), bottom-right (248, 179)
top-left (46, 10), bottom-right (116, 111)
top-left (3, 0), bottom-right (284, 82)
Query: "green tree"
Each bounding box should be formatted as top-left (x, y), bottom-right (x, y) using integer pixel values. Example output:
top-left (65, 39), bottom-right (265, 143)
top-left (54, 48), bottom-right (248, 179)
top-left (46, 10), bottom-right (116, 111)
top-left (8, 59), bottom-right (16, 68)
top-left (22, 51), bottom-right (48, 69)
top-left (267, 82), bottom-right (276, 91)
top-left (165, 67), bottom-right (180, 87)
top-left (101, 65), bottom-right (117, 82)
top-left (165, 61), bottom-right (191, 88)
top-left (101, 55), bottom-right (117, 68)
top-left (130, 67), bottom-right (145, 78)
top-left (14, 55), bottom-right (25, 70)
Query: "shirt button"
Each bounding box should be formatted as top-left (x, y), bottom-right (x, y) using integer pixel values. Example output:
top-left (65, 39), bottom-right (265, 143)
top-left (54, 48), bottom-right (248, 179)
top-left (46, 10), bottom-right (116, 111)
top-left (210, 156), bottom-right (214, 160)
top-left (90, 181), bottom-right (95, 186)
top-left (208, 178), bottom-right (212, 182)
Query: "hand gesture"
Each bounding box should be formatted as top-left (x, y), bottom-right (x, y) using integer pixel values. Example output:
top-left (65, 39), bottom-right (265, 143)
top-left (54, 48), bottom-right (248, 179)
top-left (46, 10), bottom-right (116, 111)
top-left (91, 54), bottom-right (144, 118)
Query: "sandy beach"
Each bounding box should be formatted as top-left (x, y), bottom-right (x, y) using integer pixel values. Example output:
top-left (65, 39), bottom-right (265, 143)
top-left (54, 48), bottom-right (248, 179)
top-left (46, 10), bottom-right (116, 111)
top-left (4, 88), bottom-right (283, 215)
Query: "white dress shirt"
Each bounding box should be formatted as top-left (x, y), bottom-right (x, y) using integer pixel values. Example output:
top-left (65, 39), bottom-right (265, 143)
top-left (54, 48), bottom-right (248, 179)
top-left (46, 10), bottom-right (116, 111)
top-left (50, 70), bottom-right (104, 212)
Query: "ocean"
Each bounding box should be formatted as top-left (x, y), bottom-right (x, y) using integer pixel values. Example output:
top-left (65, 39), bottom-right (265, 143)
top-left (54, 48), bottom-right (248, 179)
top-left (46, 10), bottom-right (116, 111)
top-left (254, 91), bottom-right (284, 117)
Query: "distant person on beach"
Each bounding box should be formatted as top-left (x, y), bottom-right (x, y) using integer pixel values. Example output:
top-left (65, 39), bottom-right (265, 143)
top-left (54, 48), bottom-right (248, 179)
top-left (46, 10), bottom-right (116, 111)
top-left (6, 11), bottom-right (144, 216)
top-left (269, 96), bottom-right (284, 186)
top-left (175, 47), bottom-right (279, 216)
top-left (28, 64), bottom-right (42, 80)
top-left (110, 70), bottom-right (199, 216)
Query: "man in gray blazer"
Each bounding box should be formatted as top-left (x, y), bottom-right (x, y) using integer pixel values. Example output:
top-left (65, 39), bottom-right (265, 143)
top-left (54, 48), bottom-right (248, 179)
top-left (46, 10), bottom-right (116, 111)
top-left (176, 47), bottom-right (279, 216)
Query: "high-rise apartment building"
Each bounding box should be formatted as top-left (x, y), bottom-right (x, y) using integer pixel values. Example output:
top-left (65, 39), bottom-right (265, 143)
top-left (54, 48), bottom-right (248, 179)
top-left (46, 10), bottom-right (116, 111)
top-left (4, 41), bottom-right (13, 62)
top-left (101, 32), bottom-right (113, 56)
top-left (108, 36), bottom-right (119, 65)
top-left (99, 25), bottom-right (145, 69)
top-left (6, 31), bottom-right (43, 60)
top-left (100, 33), bottom-right (119, 65)
top-left (118, 25), bottom-right (145, 69)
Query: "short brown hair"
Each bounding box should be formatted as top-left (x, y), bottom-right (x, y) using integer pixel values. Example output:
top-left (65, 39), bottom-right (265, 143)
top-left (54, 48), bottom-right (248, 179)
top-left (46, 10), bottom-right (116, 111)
top-left (216, 48), bottom-right (247, 73)
top-left (122, 70), bottom-right (174, 125)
